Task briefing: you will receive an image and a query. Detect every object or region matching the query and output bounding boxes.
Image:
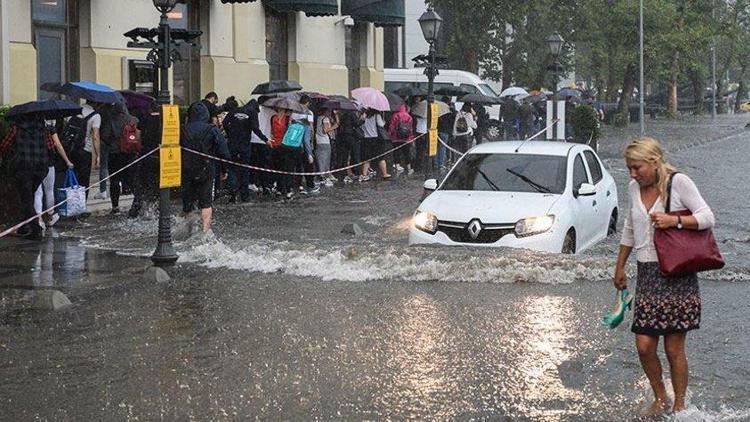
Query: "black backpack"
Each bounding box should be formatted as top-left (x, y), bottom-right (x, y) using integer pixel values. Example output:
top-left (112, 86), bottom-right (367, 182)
top-left (396, 121), bottom-right (410, 139)
top-left (61, 112), bottom-right (96, 155)
top-left (181, 126), bottom-right (213, 180)
top-left (456, 113), bottom-right (469, 133)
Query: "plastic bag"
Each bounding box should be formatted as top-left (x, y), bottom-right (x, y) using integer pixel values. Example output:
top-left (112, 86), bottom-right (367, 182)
top-left (56, 169), bottom-right (87, 217)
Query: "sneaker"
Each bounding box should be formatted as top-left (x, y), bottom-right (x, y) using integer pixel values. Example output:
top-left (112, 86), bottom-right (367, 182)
top-left (327, 175), bottom-right (339, 182)
top-left (110, 207), bottom-right (120, 215)
top-left (47, 213), bottom-right (60, 227)
top-left (299, 186), bottom-right (306, 193)
top-left (284, 192), bottom-right (294, 200)
top-left (395, 166), bottom-right (405, 175)
top-left (343, 176), bottom-right (354, 184)
top-left (407, 168), bottom-right (415, 176)
top-left (368, 169), bottom-right (376, 177)
top-left (248, 184), bottom-right (259, 192)
top-left (359, 175), bottom-right (371, 182)
top-left (307, 185), bottom-right (321, 194)
top-left (38, 219), bottom-right (46, 230)
top-left (323, 180), bottom-right (334, 188)
top-left (93, 191), bottom-right (108, 200)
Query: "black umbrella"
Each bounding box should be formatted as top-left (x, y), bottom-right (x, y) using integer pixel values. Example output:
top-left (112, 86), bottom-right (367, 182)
top-left (381, 90), bottom-right (405, 112)
top-left (556, 88), bottom-right (582, 98)
top-left (262, 96), bottom-right (306, 113)
top-left (252, 80), bottom-right (303, 95)
top-left (459, 93), bottom-right (503, 105)
top-left (434, 86), bottom-right (471, 97)
top-left (393, 86), bottom-right (427, 98)
top-left (321, 98), bottom-right (359, 111)
top-left (6, 99), bottom-right (82, 121)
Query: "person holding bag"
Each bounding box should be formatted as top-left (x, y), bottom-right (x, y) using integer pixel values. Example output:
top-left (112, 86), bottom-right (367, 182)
top-left (613, 137), bottom-right (717, 416)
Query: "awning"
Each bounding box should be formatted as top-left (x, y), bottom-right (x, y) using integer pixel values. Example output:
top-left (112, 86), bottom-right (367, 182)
top-left (263, 0), bottom-right (339, 16)
top-left (341, 0), bottom-right (405, 27)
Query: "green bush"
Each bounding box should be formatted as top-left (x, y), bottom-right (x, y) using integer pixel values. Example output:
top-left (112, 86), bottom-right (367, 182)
top-left (0, 106), bottom-right (10, 140)
top-left (570, 104), bottom-right (600, 146)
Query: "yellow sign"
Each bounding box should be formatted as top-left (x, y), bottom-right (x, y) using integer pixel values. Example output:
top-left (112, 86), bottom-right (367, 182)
top-left (161, 104), bottom-right (180, 146)
top-left (430, 103), bottom-right (439, 130)
top-left (428, 129), bottom-right (438, 157)
top-left (160, 146), bottom-right (182, 188)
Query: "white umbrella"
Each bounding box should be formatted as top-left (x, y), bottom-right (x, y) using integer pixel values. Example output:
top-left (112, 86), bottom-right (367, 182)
top-left (499, 87), bottom-right (529, 98)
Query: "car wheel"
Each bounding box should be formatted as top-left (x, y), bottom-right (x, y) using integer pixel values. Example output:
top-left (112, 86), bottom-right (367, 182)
top-left (561, 229), bottom-right (576, 254)
top-left (485, 120), bottom-right (503, 142)
top-left (607, 209), bottom-right (618, 236)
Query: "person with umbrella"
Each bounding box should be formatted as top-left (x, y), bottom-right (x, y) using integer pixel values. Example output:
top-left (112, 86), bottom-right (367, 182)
top-left (63, 99), bottom-right (101, 197)
top-left (519, 97), bottom-right (538, 140)
top-left (437, 96), bottom-right (456, 170)
top-left (500, 97), bottom-right (520, 140)
top-left (330, 100), bottom-right (364, 183)
top-left (453, 102), bottom-right (477, 154)
top-left (388, 103), bottom-right (414, 176)
top-left (360, 109), bottom-right (391, 181)
top-left (409, 96), bottom-right (428, 173)
top-left (223, 96), bottom-right (270, 203)
top-left (99, 102), bottom-right (139, 214)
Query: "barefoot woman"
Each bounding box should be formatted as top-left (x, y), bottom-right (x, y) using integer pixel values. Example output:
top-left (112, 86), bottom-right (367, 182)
top-left (613, 137), bottom-right (715, 414)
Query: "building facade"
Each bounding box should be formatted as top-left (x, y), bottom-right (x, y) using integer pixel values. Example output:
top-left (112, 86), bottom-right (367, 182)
top-left (0, 0), bottom-right (406, 106)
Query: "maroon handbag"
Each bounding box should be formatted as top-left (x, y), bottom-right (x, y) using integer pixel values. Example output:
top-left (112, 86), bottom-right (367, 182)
top-left (653, 173), bottom-right (725, 277)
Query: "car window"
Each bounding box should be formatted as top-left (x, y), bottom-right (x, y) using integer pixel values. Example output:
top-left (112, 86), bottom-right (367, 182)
top-left (441, 153), bottom-right (567, 194)
top-left (583, 150), bottom-right (603, 184)
top-left (460, 84), bottom-right (480, 94)
top-left (479, 83), bottom-right (499, 96)
top-left (414, 82), bottom-right (455, 92)
top-left (384, 81), bottom-right (412, 93)
top-left (572, 154), bottom-right (589, 189)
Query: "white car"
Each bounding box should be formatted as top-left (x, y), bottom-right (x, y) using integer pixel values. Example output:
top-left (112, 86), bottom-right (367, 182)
top-left (409, 141), bottom-right (619, 254)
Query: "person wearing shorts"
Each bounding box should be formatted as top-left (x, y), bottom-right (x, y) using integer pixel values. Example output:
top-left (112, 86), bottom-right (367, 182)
top-left (359, 110), bottom-right (391, 181)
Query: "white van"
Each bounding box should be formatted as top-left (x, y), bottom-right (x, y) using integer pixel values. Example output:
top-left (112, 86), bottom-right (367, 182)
top-left (384, 68), bottom-right (503, 141)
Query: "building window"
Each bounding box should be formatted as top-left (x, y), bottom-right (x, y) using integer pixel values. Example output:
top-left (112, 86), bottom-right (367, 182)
top-left (383, 26), bottom-right (399, 69)
top-left (33, 0), bottom-right (78, 99)
top-left (265, 9), bottom-right (289, 81)
top-left (168, 2), bottom-right (201, 105)
top-left (129, 60), bottom-right (158, 98)
top-left (346, 23), bottom-right (365, 91)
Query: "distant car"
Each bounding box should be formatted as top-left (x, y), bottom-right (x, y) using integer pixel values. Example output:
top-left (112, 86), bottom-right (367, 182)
top-left (409, 141), bottom-right (619, 254)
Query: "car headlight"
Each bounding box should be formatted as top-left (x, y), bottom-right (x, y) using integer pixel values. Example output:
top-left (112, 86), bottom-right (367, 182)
top-left (515, 215), bottom-right (555, 237)
top-left (414, 210), bottom-right (438, 234)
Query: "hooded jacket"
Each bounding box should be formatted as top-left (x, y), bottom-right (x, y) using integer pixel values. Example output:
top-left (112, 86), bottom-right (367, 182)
top-left (183, 102), bottom-right (230, 162)
top-left (388, 104), bottom-right (413, 142)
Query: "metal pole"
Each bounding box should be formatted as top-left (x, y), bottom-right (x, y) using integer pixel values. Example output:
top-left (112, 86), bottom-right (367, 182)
top-left (639, 0), bottom-right (645, 134)
top-left (711, 0), bottom-right (717, 118)
top-left (151, 10), bottom-right (178, 267)
top-left (552, 65), bottom-right (558, 140)
top-left (424, 41), bottom-right (436, 180)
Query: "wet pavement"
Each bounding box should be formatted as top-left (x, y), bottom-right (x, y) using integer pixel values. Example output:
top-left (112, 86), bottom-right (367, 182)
top-left (1, 115), bottom-right (750, 420)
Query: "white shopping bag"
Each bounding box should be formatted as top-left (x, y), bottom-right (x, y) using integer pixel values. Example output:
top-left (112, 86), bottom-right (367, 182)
top-left (56, 169), bottom-right (87, 217)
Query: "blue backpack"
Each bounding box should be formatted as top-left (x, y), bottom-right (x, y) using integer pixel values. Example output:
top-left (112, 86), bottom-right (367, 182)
top-left (282, 122), bottom-right (305, 149)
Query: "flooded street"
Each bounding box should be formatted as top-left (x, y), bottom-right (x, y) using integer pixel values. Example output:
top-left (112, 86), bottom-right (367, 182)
top-left (2, 125), bottom-right (750, 420)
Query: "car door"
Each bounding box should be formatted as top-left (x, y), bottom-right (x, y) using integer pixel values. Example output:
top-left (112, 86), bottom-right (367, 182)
top-left (582, 150), bottom-right (608, 240)
top-left (570, 152), bottom-right (596, 249)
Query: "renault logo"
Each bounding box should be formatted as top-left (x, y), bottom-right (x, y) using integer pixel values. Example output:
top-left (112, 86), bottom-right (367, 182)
top-left (467, 220), bottom-right (483, 239)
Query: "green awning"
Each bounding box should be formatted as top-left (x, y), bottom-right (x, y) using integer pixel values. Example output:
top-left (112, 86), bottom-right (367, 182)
top-left (263, 0), bottom-right (339, 16)
top-left (341, 0), bottom-right (405, 27)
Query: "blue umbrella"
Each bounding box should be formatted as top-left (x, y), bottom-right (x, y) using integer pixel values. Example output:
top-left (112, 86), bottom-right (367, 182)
top-left (6, 99), bottom-right (82, 121)
top-left (60, 81), bottom-right (121, 104)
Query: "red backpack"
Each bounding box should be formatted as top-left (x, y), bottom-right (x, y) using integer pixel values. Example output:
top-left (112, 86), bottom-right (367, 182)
top-left (119, 117), bottom-right (141, 154)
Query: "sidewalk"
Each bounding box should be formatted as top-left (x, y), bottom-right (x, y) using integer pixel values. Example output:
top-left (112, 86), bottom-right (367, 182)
top-left (597, 113), bottom-right (749, 159)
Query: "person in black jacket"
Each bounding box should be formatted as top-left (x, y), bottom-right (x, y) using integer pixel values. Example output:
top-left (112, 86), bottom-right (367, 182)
top-left (99, 102), bottom-right (138, 214)
top-left (223, 99), bottom-right (267, 202)
top-left (334, 109), bottom-right (364, 182)
top-left (181, 102), bottom-right (230, 233)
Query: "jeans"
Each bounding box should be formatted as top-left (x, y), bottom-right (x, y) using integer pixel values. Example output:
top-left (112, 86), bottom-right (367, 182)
top-left (108, 153), bottom-right (134, 209)
top-left (316, 143), bottom-right (331, 175)
top-left (335, 134), bottom-right (360, 177)
top-left (99, 143), bottom-right (110, 193)
top-left (228, 142), bottom-right (252, 200)
top-left (437, 132), bottom-right (450, 168)
top-left (251, 143), bottom-right (272, 190)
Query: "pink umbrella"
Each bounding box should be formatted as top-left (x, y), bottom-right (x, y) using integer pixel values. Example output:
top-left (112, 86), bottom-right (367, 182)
top-left (351, 87), bottom-right (390, 112)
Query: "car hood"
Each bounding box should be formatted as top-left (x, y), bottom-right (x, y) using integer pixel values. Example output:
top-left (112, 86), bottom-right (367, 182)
top-left (419, 190), bottom-right (560, 224)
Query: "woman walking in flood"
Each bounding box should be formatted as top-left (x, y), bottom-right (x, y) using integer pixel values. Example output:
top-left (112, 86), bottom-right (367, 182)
top-left (613, 137), bottom-right (715, 416)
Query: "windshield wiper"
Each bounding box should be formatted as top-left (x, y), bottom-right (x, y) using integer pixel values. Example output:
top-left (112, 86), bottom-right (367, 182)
top-left (475, 168), bottom-right (501, 191)
top-left (505, 168), bottom-right (552, 193)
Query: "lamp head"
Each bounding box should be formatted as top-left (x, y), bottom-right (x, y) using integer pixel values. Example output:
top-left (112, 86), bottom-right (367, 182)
top-left (153, 0), bottom-right (178, 14)
top-left (547, 33), bottom-right (564, 57)
top-left (418, 7), bottom-right (443, 44)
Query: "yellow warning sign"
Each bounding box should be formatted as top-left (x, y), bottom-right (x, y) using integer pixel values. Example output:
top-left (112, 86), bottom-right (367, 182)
top-left (160, 146), bottom-right (182, 188)
top-left (428, 129), bottom-right (438, 157)
top-left (161, 104), bottom-right (180, 147)
top-left (430, 103), bottom-right (439, 130)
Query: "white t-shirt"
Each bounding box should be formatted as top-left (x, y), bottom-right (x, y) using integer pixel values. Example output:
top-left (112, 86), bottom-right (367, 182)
top-left (415, 117), bottom-right (428, 134)
top-left (251, 106), bottom-right (275, 145)
top-left (362, 114), bottom-right (385, 138)
top-left (81, 104), bottom-right (101, 153)
top-left (316, 116), bottom-right (331, 145)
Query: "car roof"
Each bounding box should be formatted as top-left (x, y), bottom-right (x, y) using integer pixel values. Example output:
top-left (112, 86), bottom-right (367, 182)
top-left (467, 141), bottom-right (581, 157)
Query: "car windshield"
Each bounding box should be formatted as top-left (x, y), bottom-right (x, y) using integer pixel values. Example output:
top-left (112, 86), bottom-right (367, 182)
top-left (479, 83), bottom-right (499, 96)
top-left (441, 153), bottom-right (567, 194)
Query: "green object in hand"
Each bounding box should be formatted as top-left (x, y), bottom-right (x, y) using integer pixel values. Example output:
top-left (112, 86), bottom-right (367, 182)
top-left (602, 288), bottom-right (634, 330)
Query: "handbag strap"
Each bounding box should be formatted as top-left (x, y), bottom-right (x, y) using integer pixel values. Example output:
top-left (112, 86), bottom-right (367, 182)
top-left (664, 171), bottom-right (680, 213)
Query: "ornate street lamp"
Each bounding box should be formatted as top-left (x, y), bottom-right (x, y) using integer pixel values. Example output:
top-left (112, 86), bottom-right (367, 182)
top-left (547, 32), bottom-right (564, 141)
top-left (418, 7), bottom-right (443, 180)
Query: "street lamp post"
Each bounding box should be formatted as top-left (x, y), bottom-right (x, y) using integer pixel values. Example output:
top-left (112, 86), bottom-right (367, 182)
top-left (418, 7), bottom-right (442, 181)
top-left (546, 33), bottom-right (564, 141)
top-left (152, 0), bottom-right (178, 266)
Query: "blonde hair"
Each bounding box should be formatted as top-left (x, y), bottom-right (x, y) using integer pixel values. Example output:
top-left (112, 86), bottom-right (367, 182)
top-left (624, 137), bottom-right (677, 200)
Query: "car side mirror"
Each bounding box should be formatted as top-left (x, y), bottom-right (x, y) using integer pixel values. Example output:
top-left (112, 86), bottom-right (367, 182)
top-left (576, 183), bottom-right (596, 197)
top-left (423, 179), bottom-right (438, 191)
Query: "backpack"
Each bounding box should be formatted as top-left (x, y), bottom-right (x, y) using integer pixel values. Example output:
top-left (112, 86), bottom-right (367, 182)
top-left (119, 117), bottom-right (141, 154)
top-left (181, 127), bottom-right (213, 180)
top-left (282, 122), bottom-right (305, 149)
top-left (396, 120), bottom-right (411, 139)
top-left (61, 112), bottom-right (96, 156)
top-left (456, 113), bottom-right (469, 133)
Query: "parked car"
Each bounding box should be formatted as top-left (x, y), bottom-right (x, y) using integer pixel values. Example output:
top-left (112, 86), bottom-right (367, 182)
top-left (409, 141), bottom-right (619, 254)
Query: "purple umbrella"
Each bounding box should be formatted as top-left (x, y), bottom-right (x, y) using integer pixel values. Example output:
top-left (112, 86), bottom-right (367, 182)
top-left (118, 90), bottom-right (156, 113)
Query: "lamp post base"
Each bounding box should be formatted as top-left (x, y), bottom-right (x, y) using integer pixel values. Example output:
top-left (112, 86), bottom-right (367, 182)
top-left (151, 188), bottom-right (178, 267)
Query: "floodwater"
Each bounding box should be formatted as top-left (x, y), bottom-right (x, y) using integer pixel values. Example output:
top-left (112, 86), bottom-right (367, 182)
top-left (1, 131), bottom-right (749, 420)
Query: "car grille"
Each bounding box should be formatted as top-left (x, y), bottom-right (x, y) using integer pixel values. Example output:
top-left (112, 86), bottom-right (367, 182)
top-left (437, 220), bottom-right (516, 244)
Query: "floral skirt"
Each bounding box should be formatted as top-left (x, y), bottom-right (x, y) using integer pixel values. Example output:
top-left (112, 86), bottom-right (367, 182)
top-left (631, 261), bottom-right (701, 336)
